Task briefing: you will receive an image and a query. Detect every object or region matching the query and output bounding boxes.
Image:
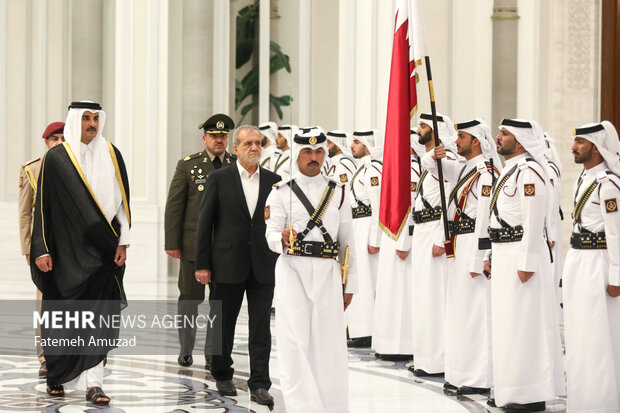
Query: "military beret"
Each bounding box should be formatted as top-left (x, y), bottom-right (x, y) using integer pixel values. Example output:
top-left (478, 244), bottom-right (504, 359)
top-left (42, 122), bottom-right (65, 139)
top-left (198, 113), bottom-right (235, 134)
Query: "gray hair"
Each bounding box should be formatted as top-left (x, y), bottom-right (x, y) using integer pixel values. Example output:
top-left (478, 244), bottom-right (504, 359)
top-left (232, 125), bottom-right (261, 145)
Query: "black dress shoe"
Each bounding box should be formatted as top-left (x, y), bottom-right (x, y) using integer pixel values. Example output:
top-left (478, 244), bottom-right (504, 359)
top-left (412, 369), bottom-right (444, 378)
top-left (502, 401), bottom-right (546, 412)
top-left (347, 336), bottom-right (372, 348)
top-left (456, 386), bottom-right (490, 395)
top-left (204, 355), bottom-right (212, 371)
top-left (443, 381), bottom-right (457, 391)
top-left (376, 353), bottom-right (413, 361)
top-left (487, 398), bottom-right (497, 407)
top-left (250, 388), bottom-right (274, 406)
top-left (216, 379), bottom-right (237, 396)
top-left (178, 354), bottom-right (193, 367)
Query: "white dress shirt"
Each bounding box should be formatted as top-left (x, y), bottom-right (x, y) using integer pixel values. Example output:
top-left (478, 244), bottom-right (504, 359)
top-left (237, 161), bottom-right (261, 216)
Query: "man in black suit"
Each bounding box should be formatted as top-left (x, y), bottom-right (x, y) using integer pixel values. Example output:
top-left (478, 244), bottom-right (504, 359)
top-left (195, 125), bottom-right (281, 406)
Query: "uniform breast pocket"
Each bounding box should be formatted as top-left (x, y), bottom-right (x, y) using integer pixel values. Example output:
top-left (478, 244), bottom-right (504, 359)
top-left (502, 184), bottom-right (517, 197)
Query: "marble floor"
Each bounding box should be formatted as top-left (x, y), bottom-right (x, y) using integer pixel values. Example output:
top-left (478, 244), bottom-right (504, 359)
top-left (0, 202), bottom-right (566, 412)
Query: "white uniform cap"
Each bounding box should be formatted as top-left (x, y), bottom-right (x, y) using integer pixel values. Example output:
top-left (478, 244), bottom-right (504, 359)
top-left (258, 121), bottom-right (278, 144)
top-left (573, 121), bottom-right (620, 175)
top-left (292, 126), bottom-right (328, 175)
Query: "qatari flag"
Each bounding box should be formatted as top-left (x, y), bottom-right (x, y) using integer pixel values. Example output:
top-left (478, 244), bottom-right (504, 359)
top-left (379, 0), bottom-right (427, 239)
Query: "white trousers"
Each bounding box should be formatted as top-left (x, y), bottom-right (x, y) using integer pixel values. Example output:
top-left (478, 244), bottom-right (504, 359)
top-left (65, 360), bottom-right (104, 391)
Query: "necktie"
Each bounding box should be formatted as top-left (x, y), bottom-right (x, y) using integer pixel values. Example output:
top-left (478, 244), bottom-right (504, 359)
top-left (212, 156), bottom-right (222, 169)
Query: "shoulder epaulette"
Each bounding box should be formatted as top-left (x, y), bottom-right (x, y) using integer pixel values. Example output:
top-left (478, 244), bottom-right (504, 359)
top-left (23, 157), bottom-right (41, 167)
top-left (327, 176), bottom-right (345, 187)
top-left (340, 156), bottom-right (356, 166)
top-left (183, 152), bottom-right (202, 161)
top-left (273, 177), bottom-right (293, 189)
top-left (371, 159), bottom-right (383, 166)
top-left (597, 170), bottom-right (615, 182)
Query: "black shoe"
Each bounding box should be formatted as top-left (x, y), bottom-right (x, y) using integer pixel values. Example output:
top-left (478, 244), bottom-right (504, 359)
top-left (204, 355), bottom-right (212, 371)
top-left (216, 380), bottom-right (237, 396)
top-left (407, 365), bottom-right (416, 373)
top-left (487, 398), bottom-right (497, 407)
top-left (376, 353), bottom-right (413, 361)
top-left (38, 361), bottom-right (48, 378)
top-left (456, 386), bottom-right (490, 395)
top-left (502, 401), bottom-right (546, 412)
top-left (250, 388), bottom-right (274, 406)
top-left (347, 336), bottom-right (372, 348)
top-left (177, 354), bottom-right (193, 367)
top-left (443, 381), bottom-right (457, 391)
top-left (412, 369), bottom-right (444, 378)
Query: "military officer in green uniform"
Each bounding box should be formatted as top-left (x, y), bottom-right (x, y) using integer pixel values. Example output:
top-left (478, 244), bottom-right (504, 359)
top-left (164, 114), bottom-right (236, 367)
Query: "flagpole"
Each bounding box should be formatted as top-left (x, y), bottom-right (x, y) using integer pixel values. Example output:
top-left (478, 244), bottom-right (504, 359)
top-left (423, 55), bottom-right (454, 258)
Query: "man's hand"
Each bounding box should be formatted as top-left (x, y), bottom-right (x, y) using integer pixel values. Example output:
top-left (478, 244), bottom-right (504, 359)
top-left (432, 245), bottom-right (445, 258)
top-left (165, 249), bottom-right (181, 259)
top-left (368, 246), bottom-right (380, 255)
top-left (607, 285), bottom-right (620, 298)
top-left (518, 270), bottom-right (534, 283)
top-left (470, 272), bottom-right (482, 278)
top-left (432, 144), bottom-right (446, 161)
top-left (484, 260), bottom-right (492, 278)
top-left (195, 269), bottom-right (211, 285)
top-left (281, 228), bottom-right (297, 248)
top-left (343, 293), bottom-right (353, 310)
top-left (35, 256), bottom-right (53, 272)
top-left (25, 254), bottom-right (30, 266)
top-left (115, 245), bottom-right (127, 266)
top-left (396, 250), bottom-right (410, 260)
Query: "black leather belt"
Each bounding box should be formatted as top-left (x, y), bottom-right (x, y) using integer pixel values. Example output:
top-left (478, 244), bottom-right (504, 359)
top-left (352, 204), bottom-right (372, 219)
top-left (288, 240), bottom-right (340, 259)
top-left (488, 225), bottom-right (523, 243)
top-left (448, 219), bottom-right (476, 235)
top-left (412, 206), bottom-right (442, 224)
top-left (570, 231), bottom-right (606, 249)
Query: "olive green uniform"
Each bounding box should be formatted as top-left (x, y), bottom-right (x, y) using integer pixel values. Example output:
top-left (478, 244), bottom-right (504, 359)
top-left (164, 150), bottom-right (236, 355)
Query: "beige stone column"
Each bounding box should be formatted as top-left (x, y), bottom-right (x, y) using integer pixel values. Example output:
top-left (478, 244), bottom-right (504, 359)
top-left (491, 0), bottom-right (519, 131)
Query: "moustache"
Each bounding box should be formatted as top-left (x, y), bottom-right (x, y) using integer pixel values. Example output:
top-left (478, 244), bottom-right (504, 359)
top-left (572, 151), bottom-right (579, 156)
top-left (87, 127), bottom-right (97, 131)
top-left (307, 161), bottom-right (319, 166)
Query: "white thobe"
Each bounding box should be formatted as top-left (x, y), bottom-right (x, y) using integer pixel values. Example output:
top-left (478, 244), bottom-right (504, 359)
top-left (402, 149), bottom-right (455, 373)
top-left (489, 153), bottom-right (565, 406)
top-left (372, 156), bottom-right (420, 354)
top-left (563, 162), bottom-right (620, 413)
top-left (259, 144), bottom-right (279, 171)
top-left (346, 155), bottom-right (382, 338)
top-left (422, 152), bottom-right (494, 388)
top-left (272, 149), bottom-right (292, 180)
top-left (546, 161), bottom-right (564, 322)
top-left (265, 173), bottom-right (357, 413)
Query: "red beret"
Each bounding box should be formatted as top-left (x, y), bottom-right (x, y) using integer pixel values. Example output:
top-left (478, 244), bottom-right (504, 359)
top-left (42, 122), bottom-right (65, 139)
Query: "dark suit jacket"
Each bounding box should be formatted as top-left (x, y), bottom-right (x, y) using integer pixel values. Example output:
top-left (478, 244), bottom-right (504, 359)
top-left (164, 151), bottom-right (236, 261)
top-left (195, 163), bottom-right (281, 284)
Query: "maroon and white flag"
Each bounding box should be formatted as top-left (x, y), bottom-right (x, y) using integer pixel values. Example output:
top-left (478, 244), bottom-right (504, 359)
top-left (379, 0), bottom-right (428, 239)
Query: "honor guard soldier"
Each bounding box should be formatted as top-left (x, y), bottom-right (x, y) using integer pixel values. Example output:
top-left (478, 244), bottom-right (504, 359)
top-left (265, 127), bottom-right (357, 413)
top-left (563, 121), bottom-right (620, 413)
top-left (488, 119), bottom-right (564, 411)
top-left (373, 130), bottom-right (423, 360)
top-left (18, 121), bottom-right (65, 378)
top-left (405, 112), bottom-right (457, 377)
top-left (423, 118), bottom-right (500, 394)
top-left (164, 113), bottom-right (236, 368)
top-left (258, 121), bottom-right (280, 171)
top-left (325, 130), bottom-right (357, 184)
top-left (346, 129), bottom-right (382, 349)
top-left (272, 124), bottom-right (297, 179)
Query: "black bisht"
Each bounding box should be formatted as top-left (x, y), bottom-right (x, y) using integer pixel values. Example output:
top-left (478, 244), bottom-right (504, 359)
top-left (30, 142), bottom-right (130, 385)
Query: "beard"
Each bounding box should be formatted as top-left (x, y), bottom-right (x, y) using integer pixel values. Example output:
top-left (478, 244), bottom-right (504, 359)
top-left (328, 145), bottom-right (339, 158)
top-left (457, 145), bottom-right (471, 158)
top-left (418, 130), bottom-right (433, 145)
top-left (573, 148), bottom-right (592, 164)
